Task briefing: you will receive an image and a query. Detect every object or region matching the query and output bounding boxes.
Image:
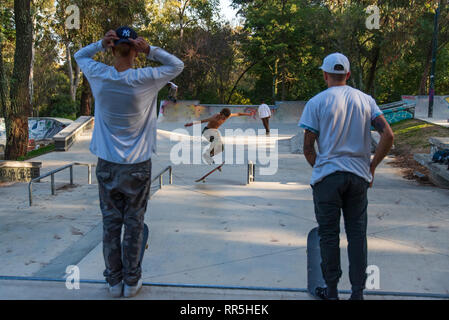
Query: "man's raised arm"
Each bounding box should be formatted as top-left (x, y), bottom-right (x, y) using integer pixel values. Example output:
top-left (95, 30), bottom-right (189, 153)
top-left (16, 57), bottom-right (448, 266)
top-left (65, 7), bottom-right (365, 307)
top-left (185, 116), bottom-right (214, 127)
top-left (74, 30), bottom-right (118, 78)
top-left (142, 45), bottom-right (184, 89)
top-left (230, 112), bottom-right (252, 117)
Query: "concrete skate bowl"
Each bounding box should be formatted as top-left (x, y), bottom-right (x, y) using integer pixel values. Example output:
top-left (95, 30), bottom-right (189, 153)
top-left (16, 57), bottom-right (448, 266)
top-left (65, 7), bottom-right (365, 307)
top-left (158, 100), bottom-right (306, 124)
top-left (402, 95), bottom-right (449, 119)
top-left (0, 117), bottom-right (72, 158)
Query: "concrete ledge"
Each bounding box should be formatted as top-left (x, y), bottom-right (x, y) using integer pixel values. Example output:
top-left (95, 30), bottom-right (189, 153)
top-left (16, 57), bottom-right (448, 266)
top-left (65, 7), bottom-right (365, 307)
top-left (429, 137), bottom-right (449, 154)
top-left (414, 153), bottom-right (449, 189)
top-left (53, 116), bottom-right (94, 151)
top-left (0, 161), bottom-right (42, 183)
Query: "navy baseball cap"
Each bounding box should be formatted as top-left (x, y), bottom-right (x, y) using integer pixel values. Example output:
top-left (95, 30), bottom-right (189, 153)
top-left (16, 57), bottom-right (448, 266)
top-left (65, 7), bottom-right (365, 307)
top-left (114, 26), bottom-right (138, 45)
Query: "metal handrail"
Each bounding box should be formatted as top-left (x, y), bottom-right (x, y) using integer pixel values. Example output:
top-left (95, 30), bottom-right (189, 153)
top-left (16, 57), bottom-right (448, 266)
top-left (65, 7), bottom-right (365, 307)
top-left (28, 162), bottom-right (95, 206)
top-left (149, 166), bottom-right (173, 199)
top-left (247, 161), bottom-right (255, 184)
top-left (28, 163), bottom-right (171, 204)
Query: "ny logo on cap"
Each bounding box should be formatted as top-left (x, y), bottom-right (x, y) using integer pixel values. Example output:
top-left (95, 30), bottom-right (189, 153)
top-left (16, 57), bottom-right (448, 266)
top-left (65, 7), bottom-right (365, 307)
top-left (122, 29), bottom-right (130, 37)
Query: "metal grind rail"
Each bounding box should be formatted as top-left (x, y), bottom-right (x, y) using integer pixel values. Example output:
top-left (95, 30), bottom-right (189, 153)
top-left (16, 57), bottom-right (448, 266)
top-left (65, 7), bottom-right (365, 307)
top-left (0, 275), bottom-right (448, 299)
top-left (28, 163), bottom-right (173, 205)
top-left (149, 166), bottom-right (173, 199)
top-left (28, 162), bottom-right (95, 206)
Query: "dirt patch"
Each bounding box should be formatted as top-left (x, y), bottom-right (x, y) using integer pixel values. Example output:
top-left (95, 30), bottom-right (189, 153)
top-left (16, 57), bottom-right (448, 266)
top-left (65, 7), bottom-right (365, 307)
top-left (388, 119), bottom-right (449, 186)
top-left (387, 154), bottom-right (434, 186)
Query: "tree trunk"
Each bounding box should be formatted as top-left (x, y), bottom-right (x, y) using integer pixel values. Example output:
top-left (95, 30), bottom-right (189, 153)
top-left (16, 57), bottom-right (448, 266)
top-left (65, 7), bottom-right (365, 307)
top-left (419, 41), bottom-right (433, 95)
top-left (226, 59), bottom-right (260, 104)
top-left (365, 46), bottom-right (380, 96)
top-left (29, 12), bottom-right (36, 116)
top-left (281, 73), bottom-right (286, 101)
top-left (0, 34), bottom-right (8, 118)
top-left (80, 74), bottom-right (92, 116)
top-left (5, 0), bottom-right (33, 160)
top-left (66, 42), bottom-right (81, 102)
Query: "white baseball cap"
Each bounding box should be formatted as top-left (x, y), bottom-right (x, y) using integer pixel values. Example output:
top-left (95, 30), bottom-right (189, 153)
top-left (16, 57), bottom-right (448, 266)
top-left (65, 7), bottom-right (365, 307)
top-left (320, 53), bottom-right (350, 74)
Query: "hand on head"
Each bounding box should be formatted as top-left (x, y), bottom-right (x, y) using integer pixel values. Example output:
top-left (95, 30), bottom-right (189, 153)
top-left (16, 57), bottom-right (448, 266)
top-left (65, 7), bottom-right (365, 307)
top-left (129, 37), bottom-right (150, 55)
top-left (102, 30), bottom-right (119, 49)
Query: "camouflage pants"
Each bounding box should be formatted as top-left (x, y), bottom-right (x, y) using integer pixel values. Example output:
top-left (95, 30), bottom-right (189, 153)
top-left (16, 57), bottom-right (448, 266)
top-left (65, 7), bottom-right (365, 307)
top-left (96, 158), bottom-right (152, 286)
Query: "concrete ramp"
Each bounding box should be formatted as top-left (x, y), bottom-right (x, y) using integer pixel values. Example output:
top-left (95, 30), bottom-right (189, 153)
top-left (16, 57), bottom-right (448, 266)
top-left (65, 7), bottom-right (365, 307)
top-left (158, 101), bottom-right (305, 124)
top-left (403, 95), bottom-right (449, 127)
top-left (76, 183), bottom-right (314, 291)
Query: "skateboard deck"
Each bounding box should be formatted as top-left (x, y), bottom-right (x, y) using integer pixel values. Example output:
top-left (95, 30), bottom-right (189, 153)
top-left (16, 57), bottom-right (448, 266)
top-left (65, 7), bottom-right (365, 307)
top-left (195, 162), bottom-right (225, 183)
top-left (139, 223), bottom-right (149, 265)
top-left (122, 223), bottom-right (149, 267)
top-left (307, 227), bottom-right (326, 299)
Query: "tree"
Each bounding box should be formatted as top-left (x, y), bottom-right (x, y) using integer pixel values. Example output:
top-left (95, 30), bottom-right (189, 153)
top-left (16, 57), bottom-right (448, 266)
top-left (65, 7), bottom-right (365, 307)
top-left (2, 0), bottom-right (33, 160)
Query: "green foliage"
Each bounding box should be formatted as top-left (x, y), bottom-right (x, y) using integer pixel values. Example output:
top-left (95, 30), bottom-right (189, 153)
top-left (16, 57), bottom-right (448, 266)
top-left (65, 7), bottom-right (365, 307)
top-left (4, 0), bottom-right (449, 122)
top-left (47, 94), bottom-right (78, 120)
top-left (17, 143), bottom-right (55, 161)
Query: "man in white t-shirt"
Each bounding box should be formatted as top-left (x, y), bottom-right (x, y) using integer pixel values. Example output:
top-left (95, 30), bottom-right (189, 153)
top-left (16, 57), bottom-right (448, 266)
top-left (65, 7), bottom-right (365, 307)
top-left (75, 26), bottom-right (183, 298)
top-left (258, 100), bottom-right (271, 135)
top-left (299, 53), bottom-right (394, 300)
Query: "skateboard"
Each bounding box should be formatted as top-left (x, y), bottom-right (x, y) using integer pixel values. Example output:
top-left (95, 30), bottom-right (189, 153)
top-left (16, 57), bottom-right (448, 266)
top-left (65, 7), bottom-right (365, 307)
top-left (139, 223), bottom-right (149, 265)
top-left (121, 223), bottom-right (149, 267)
top-left (307, 227), bottom-right (327, 299)
top-left (195, 161), bottom-right (225, 183)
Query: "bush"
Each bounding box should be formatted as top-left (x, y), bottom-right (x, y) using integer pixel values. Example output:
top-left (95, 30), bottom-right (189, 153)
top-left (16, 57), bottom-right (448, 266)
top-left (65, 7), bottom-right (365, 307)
top-left (48, 94), bottom-right (78, 120)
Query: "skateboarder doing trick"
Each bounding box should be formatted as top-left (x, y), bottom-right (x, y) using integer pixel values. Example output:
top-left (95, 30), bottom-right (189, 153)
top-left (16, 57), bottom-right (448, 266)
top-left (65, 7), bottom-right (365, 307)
top-left (75, 27), bottom-right (183, 298)
top-left (184, 108), bottom-right (251, 164)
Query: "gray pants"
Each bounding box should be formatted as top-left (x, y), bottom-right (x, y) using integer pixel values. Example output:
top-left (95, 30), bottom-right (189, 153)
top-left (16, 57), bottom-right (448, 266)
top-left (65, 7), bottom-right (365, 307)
top-left (312, 171), bottom-right (369, 292)
top-left (96, 158), bottom-right (152, 286)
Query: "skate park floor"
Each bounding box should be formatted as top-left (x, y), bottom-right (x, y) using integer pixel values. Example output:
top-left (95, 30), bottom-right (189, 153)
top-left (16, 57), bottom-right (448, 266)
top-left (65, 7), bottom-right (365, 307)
top-left (0, 122), bottom-right (448, 300)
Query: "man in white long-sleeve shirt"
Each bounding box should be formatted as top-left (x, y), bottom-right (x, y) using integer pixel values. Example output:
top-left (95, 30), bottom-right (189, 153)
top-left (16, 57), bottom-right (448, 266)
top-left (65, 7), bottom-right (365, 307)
top-left (74, 26), bottom-right (184, 298)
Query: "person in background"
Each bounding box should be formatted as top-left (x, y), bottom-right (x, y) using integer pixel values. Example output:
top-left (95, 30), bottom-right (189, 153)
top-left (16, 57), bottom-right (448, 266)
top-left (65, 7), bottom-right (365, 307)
top-left (258, 100), bottom-right (271, 135)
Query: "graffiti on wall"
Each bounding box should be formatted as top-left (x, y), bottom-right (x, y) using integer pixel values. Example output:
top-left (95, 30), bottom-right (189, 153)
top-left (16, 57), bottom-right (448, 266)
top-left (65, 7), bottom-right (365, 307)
top-left (0, 118), bottom-right (68, 150)
top-left (157, 101), bottom-right (305, 123)
top-left (383, 109), bottom-right (414, 124)
top-left (0, 167), bottom-right (40, 183)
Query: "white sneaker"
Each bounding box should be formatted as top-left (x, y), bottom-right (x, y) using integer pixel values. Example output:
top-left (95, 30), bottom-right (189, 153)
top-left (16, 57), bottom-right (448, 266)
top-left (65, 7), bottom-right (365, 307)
top-left (108, 281), bottom-right (123, 298)
top-left (124, 279), bottom-right (143, 298)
